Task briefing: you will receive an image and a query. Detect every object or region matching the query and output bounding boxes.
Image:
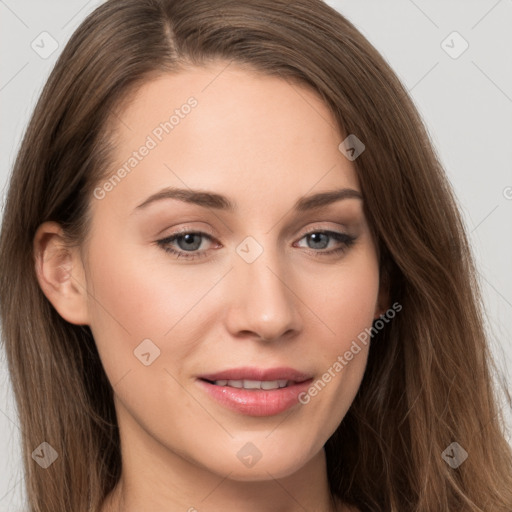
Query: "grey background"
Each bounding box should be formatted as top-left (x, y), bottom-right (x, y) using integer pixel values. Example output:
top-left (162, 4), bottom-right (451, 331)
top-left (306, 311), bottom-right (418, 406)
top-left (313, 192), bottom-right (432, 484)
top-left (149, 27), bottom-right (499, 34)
top-left (1, 0), bottom-right (511, 509)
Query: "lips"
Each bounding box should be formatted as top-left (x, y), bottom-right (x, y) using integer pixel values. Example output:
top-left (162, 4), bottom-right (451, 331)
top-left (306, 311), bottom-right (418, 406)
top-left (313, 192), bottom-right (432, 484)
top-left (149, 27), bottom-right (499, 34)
top-left (197, 366), bottom-right (313, 416)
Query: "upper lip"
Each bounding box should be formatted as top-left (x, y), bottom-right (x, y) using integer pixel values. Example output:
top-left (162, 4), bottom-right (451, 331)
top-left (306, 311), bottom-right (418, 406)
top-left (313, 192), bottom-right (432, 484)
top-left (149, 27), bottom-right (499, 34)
top-left (198, 366), bottom-right (312, 383)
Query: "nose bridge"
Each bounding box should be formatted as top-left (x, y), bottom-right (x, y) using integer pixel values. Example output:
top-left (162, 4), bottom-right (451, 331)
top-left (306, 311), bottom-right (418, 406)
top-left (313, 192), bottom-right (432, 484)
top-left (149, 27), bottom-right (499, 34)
top-left (225, 235), bottom-right (302, 341)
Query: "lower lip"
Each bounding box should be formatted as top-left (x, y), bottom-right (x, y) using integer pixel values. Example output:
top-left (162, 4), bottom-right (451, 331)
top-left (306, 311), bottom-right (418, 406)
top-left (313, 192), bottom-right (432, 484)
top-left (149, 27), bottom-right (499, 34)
top-left (197, 379), bottom-right (313, 417)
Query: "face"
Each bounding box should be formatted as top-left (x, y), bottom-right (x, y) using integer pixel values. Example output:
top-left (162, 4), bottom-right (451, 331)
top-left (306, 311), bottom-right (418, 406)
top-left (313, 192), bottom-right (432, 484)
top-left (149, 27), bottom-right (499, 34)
top-left (54, 62), bottom-right (385, 482)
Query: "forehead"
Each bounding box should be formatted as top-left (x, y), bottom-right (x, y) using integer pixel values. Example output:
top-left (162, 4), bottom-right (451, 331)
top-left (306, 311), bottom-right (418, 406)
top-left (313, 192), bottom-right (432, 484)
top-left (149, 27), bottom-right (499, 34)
top-left (93, 62), bottom-right (360, 218)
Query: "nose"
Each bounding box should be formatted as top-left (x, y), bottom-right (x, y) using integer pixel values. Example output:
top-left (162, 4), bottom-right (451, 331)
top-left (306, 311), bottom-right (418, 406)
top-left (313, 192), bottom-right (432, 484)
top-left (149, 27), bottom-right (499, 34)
top-left (223, 245), bottom-right (303, 343)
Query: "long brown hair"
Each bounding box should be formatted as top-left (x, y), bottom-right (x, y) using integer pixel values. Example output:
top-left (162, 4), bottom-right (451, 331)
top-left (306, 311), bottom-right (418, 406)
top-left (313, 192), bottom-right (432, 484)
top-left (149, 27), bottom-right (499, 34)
top-left (0, 0), bottom-right (510, 510)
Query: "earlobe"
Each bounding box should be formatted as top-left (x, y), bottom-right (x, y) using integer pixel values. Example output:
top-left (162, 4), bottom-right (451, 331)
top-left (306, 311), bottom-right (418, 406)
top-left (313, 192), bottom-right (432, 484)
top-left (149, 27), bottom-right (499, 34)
top-left (33, 221), bottom-right (89, 326)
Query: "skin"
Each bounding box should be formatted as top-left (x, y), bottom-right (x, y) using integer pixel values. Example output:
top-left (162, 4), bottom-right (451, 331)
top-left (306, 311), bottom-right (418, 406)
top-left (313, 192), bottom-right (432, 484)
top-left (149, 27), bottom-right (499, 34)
top-left (34, 61), bottom-right (388, 512)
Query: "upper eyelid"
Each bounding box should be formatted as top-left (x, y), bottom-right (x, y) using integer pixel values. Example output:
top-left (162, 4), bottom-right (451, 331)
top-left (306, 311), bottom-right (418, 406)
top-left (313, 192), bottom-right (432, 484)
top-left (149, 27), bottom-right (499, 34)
top-left (160, 219), bottom-right (354, 238)
top-left (159, 226), bottom-right (350, 242)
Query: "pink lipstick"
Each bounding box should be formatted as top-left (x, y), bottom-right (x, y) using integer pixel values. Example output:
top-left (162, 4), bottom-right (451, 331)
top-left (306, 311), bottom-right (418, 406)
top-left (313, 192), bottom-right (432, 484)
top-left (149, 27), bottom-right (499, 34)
top-left (197, 366), bottom-right (313, 417)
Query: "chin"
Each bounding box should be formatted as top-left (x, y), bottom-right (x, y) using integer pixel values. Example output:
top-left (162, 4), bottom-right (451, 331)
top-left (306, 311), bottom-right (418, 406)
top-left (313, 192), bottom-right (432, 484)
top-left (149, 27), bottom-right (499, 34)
top-left (199, 443), bottom-right (317, 482)
top-left (220, 460), bottom-right (308, 482)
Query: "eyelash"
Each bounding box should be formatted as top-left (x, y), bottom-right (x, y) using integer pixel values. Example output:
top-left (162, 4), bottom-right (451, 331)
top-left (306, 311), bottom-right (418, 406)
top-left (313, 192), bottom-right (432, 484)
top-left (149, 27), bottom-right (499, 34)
top-left (155, 228), bottom-right (357, 261)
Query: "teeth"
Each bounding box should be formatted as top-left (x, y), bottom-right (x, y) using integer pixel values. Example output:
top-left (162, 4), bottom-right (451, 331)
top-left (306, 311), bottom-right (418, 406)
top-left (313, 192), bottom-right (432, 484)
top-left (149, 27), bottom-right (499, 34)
top-left (212, 379), bottom-right (294, 389)
top-left (244, 379), bottom-right (262, 389)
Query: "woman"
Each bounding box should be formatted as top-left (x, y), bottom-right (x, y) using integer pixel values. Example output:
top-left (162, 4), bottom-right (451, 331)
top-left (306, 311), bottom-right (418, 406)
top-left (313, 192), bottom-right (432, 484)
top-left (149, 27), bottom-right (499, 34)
top-left (0, 0), bottom-right (510, 510)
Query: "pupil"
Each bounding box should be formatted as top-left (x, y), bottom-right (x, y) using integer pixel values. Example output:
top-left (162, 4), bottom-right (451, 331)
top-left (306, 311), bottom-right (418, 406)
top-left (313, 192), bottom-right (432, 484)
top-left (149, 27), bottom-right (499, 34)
top-left (180, 234), bottom-right (200, 250)
top-left (309, 233), bottom-right (327, 249)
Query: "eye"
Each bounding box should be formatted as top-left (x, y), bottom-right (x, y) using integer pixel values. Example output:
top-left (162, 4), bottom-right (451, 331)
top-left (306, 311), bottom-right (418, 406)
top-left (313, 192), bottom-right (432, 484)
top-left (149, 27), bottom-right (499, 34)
top-left (155, 228), bottom-right (357, 261)
top-left (156, 230), bottom-right (217, 261)
top-left (295, 230), bottom-right (357, 257)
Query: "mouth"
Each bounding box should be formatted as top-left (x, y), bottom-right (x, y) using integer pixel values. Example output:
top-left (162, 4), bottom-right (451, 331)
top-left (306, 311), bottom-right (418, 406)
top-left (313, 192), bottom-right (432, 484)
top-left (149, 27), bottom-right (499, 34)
top-left (200, 378), bottom-right (298, 390)
top-left (196, 367), bottom-right (313, 417)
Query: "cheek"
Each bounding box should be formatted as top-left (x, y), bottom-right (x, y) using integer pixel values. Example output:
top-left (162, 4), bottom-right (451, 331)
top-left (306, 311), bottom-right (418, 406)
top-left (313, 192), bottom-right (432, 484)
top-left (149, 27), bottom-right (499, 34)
top-left (297, 251), bottom-right (379, 419)
top-left (315, 252), bottom-right (380, 346)
top-left (84, 232), bottom-right (233, 387)
top-left (84, 235), bottom-right (194, 379)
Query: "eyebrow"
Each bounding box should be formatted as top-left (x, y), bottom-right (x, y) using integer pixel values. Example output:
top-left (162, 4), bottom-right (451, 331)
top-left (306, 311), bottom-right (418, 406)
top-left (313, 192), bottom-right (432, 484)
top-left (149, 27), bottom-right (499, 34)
top-left (133, 186), bottom-right (362, 213)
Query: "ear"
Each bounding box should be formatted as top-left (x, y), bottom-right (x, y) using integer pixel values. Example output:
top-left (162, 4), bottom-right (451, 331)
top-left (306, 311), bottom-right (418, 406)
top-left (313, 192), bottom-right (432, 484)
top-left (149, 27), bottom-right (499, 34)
top-left (33, 221), bottom-right (89, 325)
